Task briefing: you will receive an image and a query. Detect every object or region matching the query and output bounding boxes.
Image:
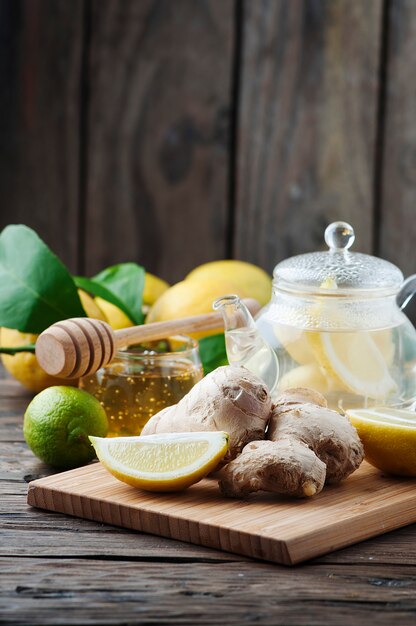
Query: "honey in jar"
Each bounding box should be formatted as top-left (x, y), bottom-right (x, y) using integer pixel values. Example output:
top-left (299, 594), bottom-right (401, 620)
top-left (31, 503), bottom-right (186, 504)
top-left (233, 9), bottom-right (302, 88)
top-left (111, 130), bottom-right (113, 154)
top-left (80, 336), bottom-right (203, 437)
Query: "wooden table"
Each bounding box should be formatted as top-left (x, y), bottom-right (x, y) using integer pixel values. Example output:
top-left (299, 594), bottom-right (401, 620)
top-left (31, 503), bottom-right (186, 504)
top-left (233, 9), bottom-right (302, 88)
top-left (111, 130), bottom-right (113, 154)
top-left (2, 374), bottom-right (416, 625)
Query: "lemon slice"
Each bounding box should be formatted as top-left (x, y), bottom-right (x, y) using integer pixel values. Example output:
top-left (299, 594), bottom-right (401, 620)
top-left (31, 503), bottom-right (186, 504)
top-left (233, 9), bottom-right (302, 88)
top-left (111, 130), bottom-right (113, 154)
top-left (278, 363), bottom-right (328, 393)
top-left (313, 331), bottom-right (397, 400)
top-left (274, 274), bottom-right (396, 400)
top-left (347, 407), bottom-right (416, 476)
top-left (274, 325), bottom-right (316, 365)
top-left (373, 329), bottom-right (395, 366)
top-left (89, 432), bottom-right (229, 492)
top-left (273, 278), bottom-right (338, 366)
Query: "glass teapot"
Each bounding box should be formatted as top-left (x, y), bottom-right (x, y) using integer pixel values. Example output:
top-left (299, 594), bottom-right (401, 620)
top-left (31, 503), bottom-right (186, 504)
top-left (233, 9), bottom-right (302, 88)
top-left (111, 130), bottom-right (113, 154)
top-left (214, 222), bottom-right (416, 412)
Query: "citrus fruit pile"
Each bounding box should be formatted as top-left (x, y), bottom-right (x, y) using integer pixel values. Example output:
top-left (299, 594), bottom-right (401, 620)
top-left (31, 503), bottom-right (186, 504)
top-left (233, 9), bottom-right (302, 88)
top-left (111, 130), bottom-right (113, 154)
top-left (90, 431), bottom-right (229, 491)
top-left (1, 258), bottom-right (271, 392)
top-left (146, 260), bottom-right (272, 335)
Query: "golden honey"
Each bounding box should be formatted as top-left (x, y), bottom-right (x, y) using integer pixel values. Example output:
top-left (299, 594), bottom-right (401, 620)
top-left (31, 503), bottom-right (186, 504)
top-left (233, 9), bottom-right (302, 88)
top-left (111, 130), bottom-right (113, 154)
top-left (80, 337), bottom-right (203, 437)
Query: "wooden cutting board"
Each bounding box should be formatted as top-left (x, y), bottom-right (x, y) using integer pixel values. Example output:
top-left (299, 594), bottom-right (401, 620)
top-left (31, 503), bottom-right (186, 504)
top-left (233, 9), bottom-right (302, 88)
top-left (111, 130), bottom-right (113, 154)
top-left (27, 461), bottom-right (416, 565)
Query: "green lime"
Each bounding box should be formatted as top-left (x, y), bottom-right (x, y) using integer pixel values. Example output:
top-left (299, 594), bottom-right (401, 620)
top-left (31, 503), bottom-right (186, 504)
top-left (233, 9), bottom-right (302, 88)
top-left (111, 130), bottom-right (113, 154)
top-left (24, 386), bottom-right (108, 469)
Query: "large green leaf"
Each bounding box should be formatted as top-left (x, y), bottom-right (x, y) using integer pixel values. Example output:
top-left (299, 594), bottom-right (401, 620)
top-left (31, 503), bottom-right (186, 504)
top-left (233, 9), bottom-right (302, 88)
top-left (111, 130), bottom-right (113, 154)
top-left (0, 225), bottom-right (86, 333)
top-left (198, 334), bottom-right (228, 375)
top-left (74, 276), bottom-right (139, 325)
top-left (92, 263), bottom-right (145, 325)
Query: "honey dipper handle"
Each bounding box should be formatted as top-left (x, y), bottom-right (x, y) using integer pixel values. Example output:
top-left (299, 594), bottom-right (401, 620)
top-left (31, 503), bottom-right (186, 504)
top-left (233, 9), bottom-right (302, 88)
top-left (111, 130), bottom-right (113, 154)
top-left (35, 298), bottom-right (261, 379)
top-left (113, 298), bottom-right (261, 349)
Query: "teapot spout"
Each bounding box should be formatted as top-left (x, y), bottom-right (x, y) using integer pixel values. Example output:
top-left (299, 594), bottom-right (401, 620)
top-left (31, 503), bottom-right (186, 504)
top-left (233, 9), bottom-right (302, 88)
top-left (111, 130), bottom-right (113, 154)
top-left (213, 294), bottom-right (258, 334)
top-left (213, 294), bottom-right (279, 393)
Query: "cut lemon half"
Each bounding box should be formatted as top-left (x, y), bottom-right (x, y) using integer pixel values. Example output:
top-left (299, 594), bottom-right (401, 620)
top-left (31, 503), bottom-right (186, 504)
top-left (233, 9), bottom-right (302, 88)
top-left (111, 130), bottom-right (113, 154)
top-left (347, 407), bottom-right (416, 476)
top-left (89, 432), bottom-right (229, 492)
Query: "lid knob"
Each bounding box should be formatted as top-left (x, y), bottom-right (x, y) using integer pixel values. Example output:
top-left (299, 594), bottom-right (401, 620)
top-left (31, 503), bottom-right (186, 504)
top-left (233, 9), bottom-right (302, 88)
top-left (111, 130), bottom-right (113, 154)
top-left (324, 221), bottom-right (355, 252)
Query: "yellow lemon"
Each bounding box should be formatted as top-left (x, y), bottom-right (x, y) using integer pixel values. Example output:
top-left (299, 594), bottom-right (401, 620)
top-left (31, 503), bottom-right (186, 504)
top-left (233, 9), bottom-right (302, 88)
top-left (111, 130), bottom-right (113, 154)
top-left (1, 289), bottom-right (105, 392)
top-left (146, 278), bottom-right (249, 338)
top-left (89, 431), bottom-right (229, 491)
top-left (0, 327), bottom-right (78, 393)
top-left (95, 298), bottom-right (134, 330)
top-left (1, 328), bottom-right (79, 393)
top-left (78, 289), bottom-right (107, 321)
top-left (186, 260), bottom-right (272, 306)
top-left (143, 273), bottom-right (169, 306)
top-left (347, 407), bottom-right (416, 476)
top-left (24, 386), bottom-right (108, 469)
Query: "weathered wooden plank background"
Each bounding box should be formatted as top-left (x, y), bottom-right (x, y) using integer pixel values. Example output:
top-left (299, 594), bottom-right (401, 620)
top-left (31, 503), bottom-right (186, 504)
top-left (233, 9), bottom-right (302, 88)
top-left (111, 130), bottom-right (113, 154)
top-left (0, 0), bottom-right (415, 281)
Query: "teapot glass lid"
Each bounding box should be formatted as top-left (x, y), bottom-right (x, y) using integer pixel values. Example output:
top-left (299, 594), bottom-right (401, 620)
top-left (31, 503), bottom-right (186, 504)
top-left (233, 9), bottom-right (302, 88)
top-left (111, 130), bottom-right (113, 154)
top-left (273, 221), bottom-right (403, 296)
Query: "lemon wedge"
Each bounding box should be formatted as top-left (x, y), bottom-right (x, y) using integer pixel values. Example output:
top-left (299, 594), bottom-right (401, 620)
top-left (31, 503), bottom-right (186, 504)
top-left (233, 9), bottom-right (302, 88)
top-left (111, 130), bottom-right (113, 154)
top-left (89, 432), bottom-right (229, 491)
top-left (347, 407), bottom-right (416, 476)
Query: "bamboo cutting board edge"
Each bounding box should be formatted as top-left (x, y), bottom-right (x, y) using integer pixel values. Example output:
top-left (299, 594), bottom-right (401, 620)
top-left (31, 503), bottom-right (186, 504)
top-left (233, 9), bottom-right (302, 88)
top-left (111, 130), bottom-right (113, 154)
top-left (27, 479), bottom-right (294, 565)
top-left (27, 462), bottom-right (416, 566)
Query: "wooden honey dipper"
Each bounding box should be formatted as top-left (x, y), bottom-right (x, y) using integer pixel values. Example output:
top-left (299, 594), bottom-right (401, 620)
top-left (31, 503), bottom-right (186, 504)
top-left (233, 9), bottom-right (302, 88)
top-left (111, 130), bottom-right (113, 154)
top-left (35, 298), bottom-right (261, 379)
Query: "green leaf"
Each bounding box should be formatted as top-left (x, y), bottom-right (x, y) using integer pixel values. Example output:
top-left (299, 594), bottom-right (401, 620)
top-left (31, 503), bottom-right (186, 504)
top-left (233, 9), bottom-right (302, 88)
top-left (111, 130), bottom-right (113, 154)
top-left (92, 263), bottom-right (145, 325)
top-left (74, 276), bottom-right (139, 325)
top-left (0, 225), bottom-right (86, 334)
top-left (198, 333), bottom-right (228, 375)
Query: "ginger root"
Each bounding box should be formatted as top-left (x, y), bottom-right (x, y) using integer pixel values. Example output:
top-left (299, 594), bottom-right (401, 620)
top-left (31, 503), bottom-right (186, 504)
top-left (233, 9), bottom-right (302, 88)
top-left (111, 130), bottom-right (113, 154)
top-left (219, 439), bottom-right (326, 498)
top-left (219, 386), bottom-right (363, 498)
top-left (141, 366), bottom-right (272, 461)
top-left (142, 368), bottom-right (363, 499)
top-left (268, 388), bottom-right (364, 484)
top-left (273, 387), bottom-right (328, 409)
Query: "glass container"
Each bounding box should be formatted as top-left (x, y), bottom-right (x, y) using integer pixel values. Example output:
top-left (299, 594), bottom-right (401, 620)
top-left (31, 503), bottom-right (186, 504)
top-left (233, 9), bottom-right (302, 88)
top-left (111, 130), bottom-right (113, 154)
top-left (80, 335), bottom-right (203, 436)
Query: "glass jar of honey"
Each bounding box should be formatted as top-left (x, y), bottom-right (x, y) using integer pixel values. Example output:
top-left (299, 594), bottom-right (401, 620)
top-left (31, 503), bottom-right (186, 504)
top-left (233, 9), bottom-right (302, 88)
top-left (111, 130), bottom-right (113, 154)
top-left (80, 335), bottom-right (203, 437)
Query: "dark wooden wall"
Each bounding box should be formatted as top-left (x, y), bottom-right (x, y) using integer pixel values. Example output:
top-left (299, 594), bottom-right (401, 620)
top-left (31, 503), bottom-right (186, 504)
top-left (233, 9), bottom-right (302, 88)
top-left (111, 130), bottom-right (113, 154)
top-left (1, 0), bottom-right (415, 283)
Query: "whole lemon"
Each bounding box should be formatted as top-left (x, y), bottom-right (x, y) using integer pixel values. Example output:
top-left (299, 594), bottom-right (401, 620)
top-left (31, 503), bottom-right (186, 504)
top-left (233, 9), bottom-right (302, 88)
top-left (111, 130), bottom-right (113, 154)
top-left (0, 289), bottom-right (105, 392)
top-left (143, 273), bottom-right (169, 306)
top-left (24, 386), bottom-right (108, 469)
top-left (78, 289), bottom-right (107, 321)
top-left (146, 278), bottom-right (248, 338)
top-left (94, 298), bottom-right (134, 330)
top-left (186, 260), bottom-right (272, 306)
top-left (0, 328), bottom-right (78, 393)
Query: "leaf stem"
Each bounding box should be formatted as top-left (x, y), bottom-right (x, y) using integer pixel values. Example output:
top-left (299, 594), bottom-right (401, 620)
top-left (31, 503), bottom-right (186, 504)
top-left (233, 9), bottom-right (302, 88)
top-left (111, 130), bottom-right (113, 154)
top-left (0, 345), bottom-right (36, 355)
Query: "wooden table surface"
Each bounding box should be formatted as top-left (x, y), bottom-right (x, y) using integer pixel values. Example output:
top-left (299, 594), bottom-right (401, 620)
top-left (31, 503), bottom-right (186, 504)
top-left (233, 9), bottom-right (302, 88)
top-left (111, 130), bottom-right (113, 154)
top-left (2, 374), bottom-right (416, 625)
